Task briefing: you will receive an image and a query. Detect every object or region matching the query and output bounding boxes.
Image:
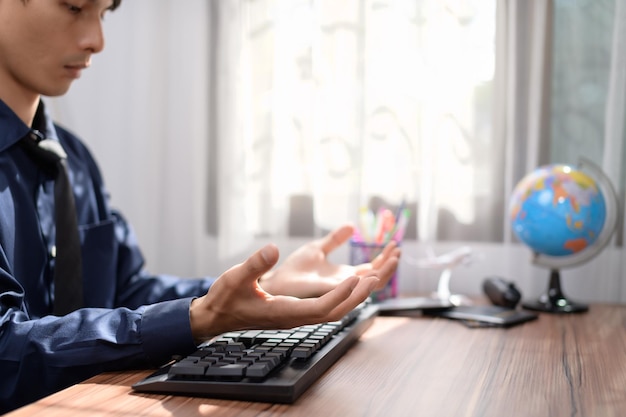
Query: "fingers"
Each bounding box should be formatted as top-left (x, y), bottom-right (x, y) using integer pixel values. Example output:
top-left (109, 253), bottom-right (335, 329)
top-left (372, 241), bottom-right (401, 269)
top-left (375, 242), bottom-right (400, 290)
top-left (317, 224), bottom-right (354, 255)
top-left (271, 275), bottom-right (379, 326)
top-left (323, 274), bottom-right (379, 320)
top-left (352, 241), bottom-right (400, 291)
top-left (371, 254), bottom-right (399, 291)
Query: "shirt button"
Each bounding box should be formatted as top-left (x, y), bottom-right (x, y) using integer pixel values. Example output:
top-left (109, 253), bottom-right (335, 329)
top-left (51, 245), bottom-right (56, 258)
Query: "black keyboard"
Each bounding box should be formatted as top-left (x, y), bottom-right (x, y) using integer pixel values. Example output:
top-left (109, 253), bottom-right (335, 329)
top-left (132, 302), bottom-right (378, 403)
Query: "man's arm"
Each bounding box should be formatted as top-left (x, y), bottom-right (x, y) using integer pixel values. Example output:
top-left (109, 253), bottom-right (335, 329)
top-left (0, 264), bottom-right (199, 414)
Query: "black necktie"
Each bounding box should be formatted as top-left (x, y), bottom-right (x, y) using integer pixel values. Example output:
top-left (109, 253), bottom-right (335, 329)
top-left (21, 131), bottom-right (84, 315)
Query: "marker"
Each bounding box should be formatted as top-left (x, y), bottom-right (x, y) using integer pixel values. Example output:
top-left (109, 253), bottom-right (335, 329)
top-left (375, 209), bottom-right (394, 244)
top-left (392, 208), bottom-right (410, 241)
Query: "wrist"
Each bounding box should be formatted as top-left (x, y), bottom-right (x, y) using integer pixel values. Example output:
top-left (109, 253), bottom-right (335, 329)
top-left (189, 297), bottom-right (218, 344)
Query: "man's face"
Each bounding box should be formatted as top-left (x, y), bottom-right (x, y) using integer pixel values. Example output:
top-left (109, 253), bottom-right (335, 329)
top-left (0, 0), bottom-right (113, 101)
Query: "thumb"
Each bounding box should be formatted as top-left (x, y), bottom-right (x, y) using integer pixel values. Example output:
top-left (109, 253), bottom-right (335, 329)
top-left (318, 224), bottom-right (354, 254)
top-left (216, 243), bottom-right (280, 294)
top-left (240, 243), bottom-right (280, 284)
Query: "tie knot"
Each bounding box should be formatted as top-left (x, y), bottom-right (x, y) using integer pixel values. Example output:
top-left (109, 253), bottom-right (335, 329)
top-left (21, 132), bottom-right (67, 170)
top-left (38, 139), bottom-right (68, 161)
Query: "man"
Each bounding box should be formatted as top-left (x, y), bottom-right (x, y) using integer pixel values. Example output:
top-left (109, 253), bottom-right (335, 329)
top-left (0, 0), bottom-right (400, 413)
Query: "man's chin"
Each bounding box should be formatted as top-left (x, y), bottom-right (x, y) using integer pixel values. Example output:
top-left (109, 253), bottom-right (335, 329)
top-left (41, 82), bottom-right (74, 98)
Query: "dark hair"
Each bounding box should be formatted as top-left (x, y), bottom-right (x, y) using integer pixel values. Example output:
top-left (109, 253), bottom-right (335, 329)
top-left (20, 0), bottom-right (122, 11)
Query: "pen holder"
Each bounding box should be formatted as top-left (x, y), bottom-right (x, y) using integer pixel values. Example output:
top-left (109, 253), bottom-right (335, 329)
top-left (349, 239), bottom-right (398, 302)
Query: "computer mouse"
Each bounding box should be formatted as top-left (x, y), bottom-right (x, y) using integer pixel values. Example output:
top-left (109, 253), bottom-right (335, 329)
top-left (482, 276), bottom-right (521, 309)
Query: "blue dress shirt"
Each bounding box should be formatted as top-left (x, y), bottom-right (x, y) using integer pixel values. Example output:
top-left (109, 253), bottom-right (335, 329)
top-left (0, 99), bottom-right (215, 413)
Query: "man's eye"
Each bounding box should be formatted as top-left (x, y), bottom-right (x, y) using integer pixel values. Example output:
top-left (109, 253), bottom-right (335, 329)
top-left (66, 3), bottom-right (82, 14)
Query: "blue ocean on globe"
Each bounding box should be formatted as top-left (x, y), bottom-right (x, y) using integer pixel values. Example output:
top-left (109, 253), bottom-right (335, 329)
top-left (509, 165), bottom-right (607, 257)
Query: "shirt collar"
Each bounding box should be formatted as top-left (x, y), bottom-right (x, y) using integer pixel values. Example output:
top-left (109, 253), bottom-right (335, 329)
top-left (0, 98), bottom-right (59, 153)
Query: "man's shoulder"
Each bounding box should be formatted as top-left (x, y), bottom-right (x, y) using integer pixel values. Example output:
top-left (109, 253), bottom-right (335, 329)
top-left (53, 122), bottom-right (103, 180)
top-left (53, 122), bottom-right (81, 143)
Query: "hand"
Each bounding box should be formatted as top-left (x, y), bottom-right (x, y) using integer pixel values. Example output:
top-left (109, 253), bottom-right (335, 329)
top-left (189, 242), bottom-right (383, 343)
top-left (258, 224), bottom-right (401, 298)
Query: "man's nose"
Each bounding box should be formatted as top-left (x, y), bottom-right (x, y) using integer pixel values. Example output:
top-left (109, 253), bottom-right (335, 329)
top-left (79, 19), bottom-right (105, 54)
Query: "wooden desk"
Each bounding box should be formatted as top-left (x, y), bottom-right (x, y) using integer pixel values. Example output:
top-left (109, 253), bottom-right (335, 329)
top-left (7, 304), bottom-right (626, 417)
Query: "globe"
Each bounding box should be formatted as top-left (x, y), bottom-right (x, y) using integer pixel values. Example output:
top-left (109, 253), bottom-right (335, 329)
top-left (510, 165), bottom-right (606, 258)
top-left (509, 160), bottom-right (619, 313)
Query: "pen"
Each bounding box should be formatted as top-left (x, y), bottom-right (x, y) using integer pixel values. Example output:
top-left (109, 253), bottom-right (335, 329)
top-left (392, 208), bottom-right (410, 241)
top-left (375, 208), bottom-right (394, 244)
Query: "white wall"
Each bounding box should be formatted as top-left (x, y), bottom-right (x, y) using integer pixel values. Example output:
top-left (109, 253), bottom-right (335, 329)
top-left (48, 0), bottom-right (214, 278)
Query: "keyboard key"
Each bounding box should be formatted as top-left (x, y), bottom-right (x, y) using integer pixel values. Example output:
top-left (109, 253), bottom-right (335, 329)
top-left (205, 363), bottom-right (247, 378)
top-left (225, 342), bottom-right (246, 352)
top-left (246, 362), bottom-right (273, 378)
top-left (291, 345), bottom-right (315, 359)
top-left (169, 359), bottom-right (206, 377)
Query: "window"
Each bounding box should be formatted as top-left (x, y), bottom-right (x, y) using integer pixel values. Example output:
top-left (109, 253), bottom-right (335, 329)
top-left (215, 0), bottom-right (501, 243)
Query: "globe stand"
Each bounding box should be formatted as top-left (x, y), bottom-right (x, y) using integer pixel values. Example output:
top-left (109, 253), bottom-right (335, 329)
top-left (513, 159), bottom-right (620, 315)
top-left (522, 269), bottom-right (588, 313)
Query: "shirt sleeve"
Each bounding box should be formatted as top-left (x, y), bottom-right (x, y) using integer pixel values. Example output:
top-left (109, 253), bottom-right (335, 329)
top-left (0, 267), bottom-right (200, 413)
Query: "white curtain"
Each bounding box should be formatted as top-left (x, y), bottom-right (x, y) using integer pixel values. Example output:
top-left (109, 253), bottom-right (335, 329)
top-left (497, 0), bottom-right (553, 245)
top-left (215, 0), bottom-right (502, 249)
top-left (548, 0), bottom-right (626, 300)
top-left (48, 0), bottom-right (626, 301)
